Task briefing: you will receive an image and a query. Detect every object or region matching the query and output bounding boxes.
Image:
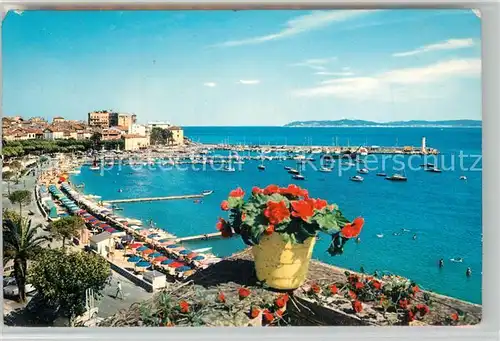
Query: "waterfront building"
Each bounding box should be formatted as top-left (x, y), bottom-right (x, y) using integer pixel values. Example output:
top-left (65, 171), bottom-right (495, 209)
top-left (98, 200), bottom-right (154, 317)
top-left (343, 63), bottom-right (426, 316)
top-left (114, 113), bottom-right (137, 132)
top-left (88, 110), bottom-right (112, 128)
top-left (123, 134), bottom-right (150, 151)
top-left (101, 127), bottom-right (123, 141)
top-left (168, 126), bottom-right (184, 145)
top-left (130, 123), bottom-right (147, 136)
top-left (147, 121), bottom-right (171, 130)
top-left (89, 231), bottom-right (114, 257)
top-left (43, 127), bottom-right (66, 140)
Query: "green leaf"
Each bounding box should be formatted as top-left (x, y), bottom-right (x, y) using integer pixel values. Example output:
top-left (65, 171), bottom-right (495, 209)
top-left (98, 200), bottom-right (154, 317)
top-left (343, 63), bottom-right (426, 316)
top-left (228, 197), bottom-right (243, 208)
top-left (313, 213), bottom-right (339, 233)
top-left (250, 225), bottom-right (265, 245)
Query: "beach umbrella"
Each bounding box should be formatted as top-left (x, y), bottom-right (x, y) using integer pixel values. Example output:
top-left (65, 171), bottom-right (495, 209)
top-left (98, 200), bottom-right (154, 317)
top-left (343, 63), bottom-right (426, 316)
top-left (127, 256), bottom-right (142, 263)
top-left (137, 246), bottom-right (149, 251)
top-left (98, 222), bottom-right (109, 228)
top-left (168, 262), bottom-right (184, 268)
top-left (166, 244), bottom-right (180, 249)
top-left (91, 220), bottom-right (102, 226)
top-left (135, 261), bottom-right (151, 268)
top-left (142, 249), bottom-right (154, 255)
top-left (161, 259), bottom-right (174, 265)
top-left (175, 266), bottom-right (191, 273)
top-left (192, 255), bottom-right (205, 261)
top-left (121, 235), bottom-right (134, 242)
top-left (148, 252), bottom-right (162, 258)
top-left (186, 252), bottom-right (198, 259)
top-left (153, 256), bottom-right (168, 263)
top-left (179, 250), bottom-right (191, 255)
top-left (104, 227), bottom-right (116, 233)
top-left (129, 242), bottom-right (142, 249)
top-left (147, 233), bottom-right (160, 238)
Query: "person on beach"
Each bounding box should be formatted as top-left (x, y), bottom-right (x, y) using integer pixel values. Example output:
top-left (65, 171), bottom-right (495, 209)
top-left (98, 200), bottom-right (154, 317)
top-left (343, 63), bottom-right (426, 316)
top-left (115, 281), bottom-right (124, 299)
top-left (439, 259), bottom-right (444, 268)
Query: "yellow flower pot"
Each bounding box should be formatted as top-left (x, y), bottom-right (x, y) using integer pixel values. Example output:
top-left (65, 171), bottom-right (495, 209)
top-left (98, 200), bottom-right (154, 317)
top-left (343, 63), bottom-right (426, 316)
top-left (252, 232), bottom-right (316, 290)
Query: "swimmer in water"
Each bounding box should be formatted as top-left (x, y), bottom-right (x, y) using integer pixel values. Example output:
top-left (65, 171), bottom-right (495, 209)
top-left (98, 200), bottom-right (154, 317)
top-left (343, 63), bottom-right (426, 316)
top-left (466, 267), bottom-right (472, 277)
top-left (412, 234), bottom-right (417, 240)
top-left (439, 259), bottom-right (444, 268)
top-left (355, 237), bottom-right (361, 244)
top-left (393, 232), bottom-right (400, 236)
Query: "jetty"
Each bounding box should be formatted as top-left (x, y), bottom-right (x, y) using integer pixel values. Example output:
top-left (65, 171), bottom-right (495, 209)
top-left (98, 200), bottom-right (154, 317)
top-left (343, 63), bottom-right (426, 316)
top-left (106, 194), bottom-right (205, 204)
top-left (175, 232), bottom-right (222, 243)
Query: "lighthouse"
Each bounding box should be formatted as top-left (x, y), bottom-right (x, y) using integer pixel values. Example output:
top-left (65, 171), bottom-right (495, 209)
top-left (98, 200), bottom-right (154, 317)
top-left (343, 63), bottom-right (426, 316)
top-left (421, 137), bottom-right (427, 154)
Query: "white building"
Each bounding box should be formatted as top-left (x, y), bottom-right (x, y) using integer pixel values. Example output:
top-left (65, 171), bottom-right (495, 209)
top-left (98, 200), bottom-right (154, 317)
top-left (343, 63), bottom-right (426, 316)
top-left (130, 124), bottom-right (147, 136)
top-left (147, 121), bottom-right (171, 130)
top-left (89, 231), bottom-right (114, 257)
top-left (43, 127), bottom-right (65, 140)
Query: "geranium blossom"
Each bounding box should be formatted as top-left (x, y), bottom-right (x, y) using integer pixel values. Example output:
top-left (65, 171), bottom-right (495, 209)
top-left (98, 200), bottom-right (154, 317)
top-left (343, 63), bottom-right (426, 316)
top-left (264, 201), bottom-right (290, 225)
top-left (229, 187), bottom-right (245, 198)
top-left (291, 199), bottom-right (315, 222)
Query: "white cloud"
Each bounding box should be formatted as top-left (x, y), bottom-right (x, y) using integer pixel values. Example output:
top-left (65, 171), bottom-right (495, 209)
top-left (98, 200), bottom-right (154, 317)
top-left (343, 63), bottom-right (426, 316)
top-left (393, 38), bottom-right (475, 57)
top-left (294, 58), bottom-right (481, 100)
top-left (292, 57), bottom-right (337, 71)
top-left (215, 10), bottom-right (378, 47)
top-left (316, 71), bottom-right (355, 77)
top-left (238, 80), bottom-right (260, 85)
top-left (203, 82), bottom-right (217, 87)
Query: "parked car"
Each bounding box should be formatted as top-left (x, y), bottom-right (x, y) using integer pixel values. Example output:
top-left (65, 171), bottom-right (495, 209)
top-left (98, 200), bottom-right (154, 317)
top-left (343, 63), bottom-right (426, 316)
top-left (3, 277), bottom-right (36, 297)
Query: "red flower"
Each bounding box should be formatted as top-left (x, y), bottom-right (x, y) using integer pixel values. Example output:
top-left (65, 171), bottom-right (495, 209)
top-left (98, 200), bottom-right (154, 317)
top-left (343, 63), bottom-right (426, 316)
top-left (355, 282), bottom-right (365, 290)
top-left (415, 304), bottom-right (429, 316)
top-left (291, 199), bottom-right (315, 222)
top-left (275, 310), bottom-right (283, 317)
top-left (450, 313), bottom-right (459, 321)
top-left (313, 198), bottom-right (328, 210)
top-left (241, 212), bottom-right (246, 221)
top-left (250, 307), bottom-right (261, 319)
top-left (279, 184), bottom-right (304, 197)
top-left (220, 200), bottom-right (229, 211)
top-left (412, 285), bottom-right (420, 294)
top-left (263, 309), bottom-right (274, 324)
top-left (311, 283), bottom-right (321, 294)
top-left (371, 280), bottom-right (382, 290)
top-left (399, 299), bottom-right (408, 309)
top-left (352, 300), bottom-right (363, 313)
top-left (252, 186), bottom-right (263, 195)
top-left (238, 287), bottom-right (251, 299)
top-left (265, 224), bottom-right (275, 235)
top-left (263, 184), bottom-right (280, 195)
top-left (229, 187), bottom-right (245, 198)
top-left (217, 292), bottom-right (226, 303)
top-left (348, 290), bottom-right (357, 300)
top-left (179, 301), bottom-right (190, 313)
top-left (340, 217), bottom-right (365, 238)
top-left (407, 309), bottom-right (415, 322)
top-left (329, 284), bottom-right (338, 295)
top-left (264, 201), bottom-right (290, 225)
top-left (275, 295), bottom-right (288, 308)
top-left (216, 218), bottom-right (226, 231)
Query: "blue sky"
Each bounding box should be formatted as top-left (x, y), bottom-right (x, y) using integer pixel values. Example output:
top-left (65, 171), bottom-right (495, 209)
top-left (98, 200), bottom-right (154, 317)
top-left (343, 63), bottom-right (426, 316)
top-left (3, 9), bottom-right (481, 126)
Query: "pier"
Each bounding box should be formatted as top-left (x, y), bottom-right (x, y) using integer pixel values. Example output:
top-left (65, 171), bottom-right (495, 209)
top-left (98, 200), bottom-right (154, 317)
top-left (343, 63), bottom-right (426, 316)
top-left (175, 232), bottom-right (222, 243)
top-left (105, 194), bottom-right (205, 204)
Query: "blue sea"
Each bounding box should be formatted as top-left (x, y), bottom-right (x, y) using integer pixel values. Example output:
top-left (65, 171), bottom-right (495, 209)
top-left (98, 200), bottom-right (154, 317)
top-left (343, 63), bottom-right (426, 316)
top-left (70, 127), bottom-right (482, 304)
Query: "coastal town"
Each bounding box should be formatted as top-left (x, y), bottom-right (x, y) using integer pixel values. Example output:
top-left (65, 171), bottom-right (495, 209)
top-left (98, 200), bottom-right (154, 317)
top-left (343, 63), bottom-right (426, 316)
top-left (2, 110), bottom-right (185, 151)
top-left (2, 112), bottom-right (480, 328)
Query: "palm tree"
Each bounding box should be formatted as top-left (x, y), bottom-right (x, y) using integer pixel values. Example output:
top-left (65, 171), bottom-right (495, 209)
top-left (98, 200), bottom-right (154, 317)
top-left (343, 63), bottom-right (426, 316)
top-left (8, 190), bottom-right (32, 217)
top-left (3, 218), bottom-right (48, 302)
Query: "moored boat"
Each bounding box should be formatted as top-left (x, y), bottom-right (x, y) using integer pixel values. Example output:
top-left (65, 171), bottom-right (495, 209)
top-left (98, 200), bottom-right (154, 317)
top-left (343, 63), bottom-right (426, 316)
top-left (319, 167), bottom-right (332, 173)
top-left (358, 168), bottom-right (369, 174)
top-left (350, 175), bottom-right (364, 182)
top-left (288, 168), bottom-right (300, 175)
top-left (202, 190), bottom-right (214, 196)
top-left (258, 164), bottom-right (266, 170)
top-left (386, 174), bottom-right (408, 181)
top-left (292, 174), bottom-right (305, 180)
top-left (376, 172), bottom-right (386, 177)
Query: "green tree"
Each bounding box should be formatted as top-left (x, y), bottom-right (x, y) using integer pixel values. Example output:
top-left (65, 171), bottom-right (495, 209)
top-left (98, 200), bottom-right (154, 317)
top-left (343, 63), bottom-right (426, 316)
top-left (3, 218), bottom-right (47, 302)
top-left (29, 249), bottom-right (111, 325)
top-left (8, 189), bottom-right (32, 217)
top-left (150, 127), bottom-right (164, 145)
top-left (49, 216), bottom-right (85, 250)
top-left (90, 132), bottom-right (102, 149)
top-left (3, 170), bottom-right (15, 195)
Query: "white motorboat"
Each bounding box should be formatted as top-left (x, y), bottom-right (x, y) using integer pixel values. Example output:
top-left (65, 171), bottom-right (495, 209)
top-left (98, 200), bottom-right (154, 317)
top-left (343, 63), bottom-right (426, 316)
top-left (319, 167), bottom-right (332, 173)
top-left (350, 175), bottom-right (364, 182)
top-left (358, 168), bottom-right (369, 174)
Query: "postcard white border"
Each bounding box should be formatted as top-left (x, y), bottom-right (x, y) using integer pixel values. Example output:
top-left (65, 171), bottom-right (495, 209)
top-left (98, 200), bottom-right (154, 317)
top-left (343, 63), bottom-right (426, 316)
top-left (1, 1), bottom-right (498, 340)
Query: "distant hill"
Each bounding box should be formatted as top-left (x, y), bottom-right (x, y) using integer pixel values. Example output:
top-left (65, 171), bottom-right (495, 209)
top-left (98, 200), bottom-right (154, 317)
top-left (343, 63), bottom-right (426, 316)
top-left (284, 119), bottom-right (482, 128)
